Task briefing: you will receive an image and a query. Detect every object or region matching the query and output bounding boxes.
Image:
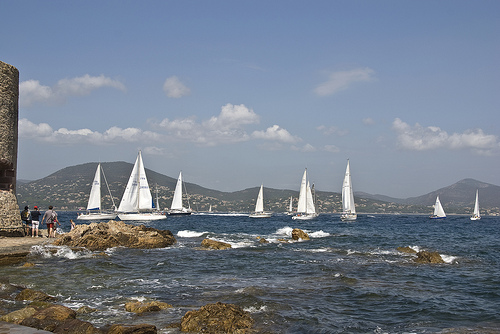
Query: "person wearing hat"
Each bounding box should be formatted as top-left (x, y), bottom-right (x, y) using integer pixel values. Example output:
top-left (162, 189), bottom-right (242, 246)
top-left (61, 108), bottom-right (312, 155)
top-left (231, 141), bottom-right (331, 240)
top-left (30, 206), bottom-right (42, 237)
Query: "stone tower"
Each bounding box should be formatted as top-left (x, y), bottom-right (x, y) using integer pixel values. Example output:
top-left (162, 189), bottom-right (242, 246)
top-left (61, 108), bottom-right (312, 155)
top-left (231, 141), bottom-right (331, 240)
top-left (0, 60), bottom-right (23, 236)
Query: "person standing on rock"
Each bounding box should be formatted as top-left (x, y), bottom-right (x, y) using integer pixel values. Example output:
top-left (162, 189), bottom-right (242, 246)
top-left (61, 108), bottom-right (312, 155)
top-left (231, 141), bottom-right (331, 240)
top-left (30, 206), bottom-right (42, 237)
top-left (21, 206), bottom-right (32, 236)
top-left (42, 206), bottom-right (59, 238)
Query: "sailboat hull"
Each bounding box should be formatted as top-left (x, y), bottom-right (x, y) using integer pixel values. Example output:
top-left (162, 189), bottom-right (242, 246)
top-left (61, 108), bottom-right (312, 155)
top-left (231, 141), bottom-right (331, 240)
top-left (77, 212), bottom-right (117, 220)
top-left (168, 209), bottom-right (192, 216)
top-left (292, 213), bottom-right (318, 220)
top-left (429, 215), bottom-right (446, 219)
top-left (249, 212), bottom-right (272, 218)
top-left (470, 216), bottom-right (481, 221)
top-left (118, 212), bottom-right (166, 221)
top-left (340, 213), bottom-right (357, 221)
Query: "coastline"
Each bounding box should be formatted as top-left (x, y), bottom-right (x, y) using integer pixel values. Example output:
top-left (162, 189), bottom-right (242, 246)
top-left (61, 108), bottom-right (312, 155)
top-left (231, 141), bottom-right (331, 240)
top-left (0, 231), bottom-right (52, 265)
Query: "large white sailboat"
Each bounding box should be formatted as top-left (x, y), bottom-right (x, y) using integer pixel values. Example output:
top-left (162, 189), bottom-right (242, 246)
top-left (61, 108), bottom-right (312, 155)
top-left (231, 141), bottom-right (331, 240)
top-left (340, 159), bottom-right (357, 221)
top-left (168, 171), bottom-right (192, 215)
top-left (117, 151), bottom-right (166, 221)
top-left (249, 184), bottom-right (272, 218)
top-left (430, 195), bottom-right (446, 219)
top-left (286, 196), bottom-right (294, 215)
top-left (77, 163), bottom-right (117, 220)
top-left (292, 169), bottom-right (318, 220)
top-left (470, 189), bottom-right (481, 221)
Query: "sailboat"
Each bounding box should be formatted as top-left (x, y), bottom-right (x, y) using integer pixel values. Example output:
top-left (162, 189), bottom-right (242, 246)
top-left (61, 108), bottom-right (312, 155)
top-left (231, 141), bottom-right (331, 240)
top-left (340, 159), bottom-right (357, 221)
top-left (470, 190), bottom-right (481, 221)
top-left (286, 196), bottom-right (294, 215)
top-left (249, 184), bottom-right (272, 218)
top-left (77, 163), bottom-right (117, 220)
top-left (430, 195), bottom-right (446, 219)
top-left (117, 151), bottom-right (166, 221)
top-left (168, 171), bottom-right (192, 215)
top-left (292, 169), bottom-right (318, 220)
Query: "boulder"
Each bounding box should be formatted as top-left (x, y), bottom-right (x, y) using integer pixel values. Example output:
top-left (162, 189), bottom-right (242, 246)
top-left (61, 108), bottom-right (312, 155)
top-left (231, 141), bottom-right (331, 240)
top-left (15, 288), bottom-right (57, 302)
top-left (53, 318), bottom-right (104, 334)
top-left (180, 302), bottom-right (254, 333)
top-left (0, 306), bottom-right (38, 324)
top-left (53, 221), bottom-right (176, 251)
top-left (291, 228), bottom-right (309, 241)
top-left (397, 246), bottom-right (417, 254)
top-left (20, 304), bottom-right (76, 331)
top-left (125, 301), bottom-right (172, 314)
top-left (201, 238), bottom-right (232, 250)
top-left (105, 323), bottom-right (157, 334)
top-left (76, 306), bottom-right (98, 314)
top-left (414, 251), bottom-right (445, 264)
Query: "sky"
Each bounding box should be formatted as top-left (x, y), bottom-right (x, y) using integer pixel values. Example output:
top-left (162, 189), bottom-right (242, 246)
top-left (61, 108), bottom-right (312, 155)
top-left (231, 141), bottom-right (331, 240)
top-left (2, 0), bottom-right (499, 198)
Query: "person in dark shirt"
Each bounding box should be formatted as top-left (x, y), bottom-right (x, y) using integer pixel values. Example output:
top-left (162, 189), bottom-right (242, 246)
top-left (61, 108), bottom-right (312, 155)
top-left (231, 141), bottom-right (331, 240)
top-left (30, 206), bottom-right (42, 237)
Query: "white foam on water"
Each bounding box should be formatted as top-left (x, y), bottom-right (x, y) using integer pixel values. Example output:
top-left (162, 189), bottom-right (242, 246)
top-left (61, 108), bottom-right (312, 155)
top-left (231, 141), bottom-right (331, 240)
top-left (177, 230), bottom-right (209, 238)
top-left (275, 226), bottom-right (293, 236)
top-left (308, 230), bottom-right (330, 238)
top-left (244, 305), bottom-right (268, 313)
top-left (306, 248), bottom-right (330, 253)
top-left (441, 254), bottom-right (457, 264)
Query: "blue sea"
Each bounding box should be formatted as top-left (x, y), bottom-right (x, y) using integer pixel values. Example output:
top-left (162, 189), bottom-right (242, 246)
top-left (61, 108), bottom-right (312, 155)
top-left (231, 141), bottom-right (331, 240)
top-left (2, 212), bottom-right (499, 333)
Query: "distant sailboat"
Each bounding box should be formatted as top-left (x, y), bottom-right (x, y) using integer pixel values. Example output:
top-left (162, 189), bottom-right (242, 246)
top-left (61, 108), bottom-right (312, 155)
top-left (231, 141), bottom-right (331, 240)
top-left (77, 163), bottom-right (117, 220)
top-left (430, 195), bottom-right (446, 219)
top-left (292, 169), bottom-right (318, 220)
top-left (286, 196), bottom-right (294, 215)
top-left (340, 159), bottom-right (357, 221)
top-left (249, 184), bottom-right (272, 218)
top-left (168, 171), bottom-right (192, 215)
top-left (117, 151), bottom-right (166, 221)
top-left (470, 190), bottom-right (481, 221)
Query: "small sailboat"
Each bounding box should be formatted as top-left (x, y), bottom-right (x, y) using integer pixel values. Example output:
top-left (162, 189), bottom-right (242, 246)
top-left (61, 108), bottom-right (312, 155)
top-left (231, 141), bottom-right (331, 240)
top-left (77, 163), bottom-right (117, 220)
top-left (470, 189), bottom-right (481, 221)
top-left (168, 171), bottom-right (192, 215)
top-left (292, 168), bottom-right (318, 220)
top-left (340, 159), bottom-right (357, 221)
top-left (286, 196), bottom-right (294, 215)
top-left (430, 195), bottom-right (446, 219)
top-left (117, 151), bottom-right (166, 221)
top-left (249, 184), bottom-right (272, 218)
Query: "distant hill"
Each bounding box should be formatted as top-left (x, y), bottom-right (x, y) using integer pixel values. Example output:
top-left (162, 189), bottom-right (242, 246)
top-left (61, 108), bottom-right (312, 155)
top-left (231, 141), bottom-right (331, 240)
top-left (15, 162), bottom-right (500, 214)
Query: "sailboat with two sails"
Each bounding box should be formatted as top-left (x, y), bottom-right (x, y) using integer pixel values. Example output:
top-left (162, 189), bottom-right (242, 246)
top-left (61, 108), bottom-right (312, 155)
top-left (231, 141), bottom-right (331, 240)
top-left (430, 195), bottom-right (446, 219)
top-left (168, 171), bottom-right (192, 215)
top-left (470, 189), bottom-right (481, 221)
top-left (77, 163), bottom-right (117, 220)
top-left (340, 159), bottom-right (357, 221)
top-left (117, 151), bottom-right (166, 221)
top-left (249, 184), bottom-right (272, 218)
top-left (292, 168), bottom-right (318, 220)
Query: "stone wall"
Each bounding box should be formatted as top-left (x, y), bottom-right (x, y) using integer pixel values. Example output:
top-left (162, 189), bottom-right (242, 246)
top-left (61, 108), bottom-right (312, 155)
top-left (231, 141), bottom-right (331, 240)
top-left (0, 61), bottom-right (23, 236)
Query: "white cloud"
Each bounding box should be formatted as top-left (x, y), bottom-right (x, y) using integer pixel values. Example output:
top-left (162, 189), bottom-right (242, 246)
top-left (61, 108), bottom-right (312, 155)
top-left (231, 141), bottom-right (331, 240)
top-left (314, 67), bottom-right (375, 96)
top-left (18, 118), bottom-right (162, 145)
top-left (163, 76), bottom-right (191, 98)
top-left (19, 75), bottom-right (126, 107)
top-left (158, 103), bottom-right (262, 146)
top-left (392, 118), bottom-right (500, 154)
top-left (291, 143), bottom-right (317, 152)
top-left (362, 117), bottom-right (375, 125)
top-left (252, 125), bottom-right (301, 143)
top-left (324, 145), bottom-right (340, 153)
top-left (317, 125), bottom-right (349, 136)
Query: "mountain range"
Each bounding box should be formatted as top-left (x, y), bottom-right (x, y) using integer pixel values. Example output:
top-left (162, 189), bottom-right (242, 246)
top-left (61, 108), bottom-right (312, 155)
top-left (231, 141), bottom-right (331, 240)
top-left (15, 162), bottom-right (500, 215)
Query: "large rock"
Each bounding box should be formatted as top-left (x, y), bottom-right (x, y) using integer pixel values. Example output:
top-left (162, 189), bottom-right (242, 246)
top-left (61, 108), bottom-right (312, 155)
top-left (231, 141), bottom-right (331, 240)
top-left (125, 300), bottom-right (172, 314)
top-left (53, 221), bottom-right (176, 251)
top-left (105, 323), bottom-right (157, 334)
top-left (0, 306), bottom-right (38, 324)
top-left (20, 304), bottom-right (76, 331)
top-left (291, 228), bottom-right (309, 241)
top-left (201, 239), bottom-right (232, 250)
top-left (15, 288), bottom-right (57, 302)
top-left (53, 318), bottom-right (104, 334)
top-left (180, 302), bottom-right (254, 333)
top-left (397, 246), bottom-right (417, 254)
top-left (414, 251), bottom-right (445, 264)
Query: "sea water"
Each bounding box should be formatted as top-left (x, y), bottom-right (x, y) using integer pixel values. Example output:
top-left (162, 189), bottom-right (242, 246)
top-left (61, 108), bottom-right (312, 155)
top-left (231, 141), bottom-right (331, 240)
top-left (1, 212), bottom-right (499, 333)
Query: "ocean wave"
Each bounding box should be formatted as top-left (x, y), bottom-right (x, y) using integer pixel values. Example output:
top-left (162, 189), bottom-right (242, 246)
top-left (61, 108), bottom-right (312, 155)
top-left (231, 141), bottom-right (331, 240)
top-left (244, 305), bottom-right (268, 313)
top-left (308, 230), bottom-right (330, 238)
top-left (177, 230), bottom-right (209, 238)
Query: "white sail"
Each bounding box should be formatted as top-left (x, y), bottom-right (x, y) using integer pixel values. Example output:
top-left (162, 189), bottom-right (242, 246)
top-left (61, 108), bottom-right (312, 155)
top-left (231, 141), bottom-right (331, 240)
top-left (118, 151), bottom-right (153, 213)
top-left (249, 184), bottom-right (272, 218)
top-left (292, 168), bottom-right (318, 220)
top-left (341, 160), bottom-right (357, 221)
top-left (432, 196), bottom-right (446, 218)
top-left (471, 190), bottom-right (480, 220)
top-left (168, 171), bottom-right (192, 215)
top-left (78, 163), bottom-right (117, 220)
top-left (255, 184), bottom-right (264, 212)
top-left (171, 172), bottom-right (184, 210)
top-left (87, 164), bottom-right (102, 211)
